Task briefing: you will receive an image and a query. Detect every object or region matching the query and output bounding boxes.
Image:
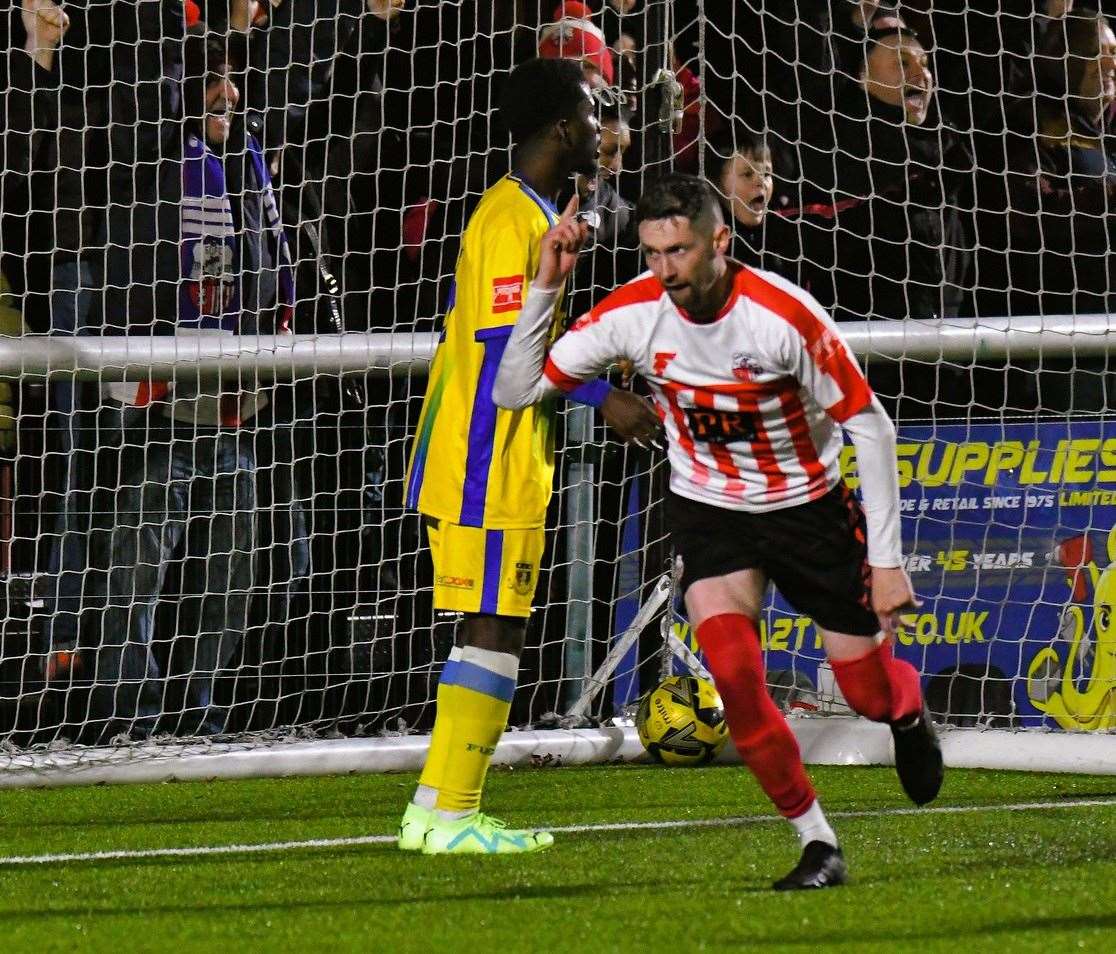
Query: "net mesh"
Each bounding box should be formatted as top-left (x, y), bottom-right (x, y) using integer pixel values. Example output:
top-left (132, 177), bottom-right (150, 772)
top-left (0, 0), bottom-right (1114, 766)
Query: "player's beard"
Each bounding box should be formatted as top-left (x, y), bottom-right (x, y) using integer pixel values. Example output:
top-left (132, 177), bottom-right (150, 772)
top-left (662, 284), bottom-right (695, 311)
top-left (666, 263), bottom-right (727, 320)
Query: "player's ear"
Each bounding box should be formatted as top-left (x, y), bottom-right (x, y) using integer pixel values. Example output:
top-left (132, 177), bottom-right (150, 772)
top-left (712, 222), bottom-right (731, 256)
top-left (556, 118), bottom-right (573, 148)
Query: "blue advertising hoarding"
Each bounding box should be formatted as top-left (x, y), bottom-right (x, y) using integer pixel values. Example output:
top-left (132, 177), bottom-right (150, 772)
top-left (649, 420), bottom-right (1116, 731)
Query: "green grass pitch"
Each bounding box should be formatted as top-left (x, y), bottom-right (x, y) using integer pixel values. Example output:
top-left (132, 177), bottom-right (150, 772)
top-left (1, 763), bottom-right (1114, 952)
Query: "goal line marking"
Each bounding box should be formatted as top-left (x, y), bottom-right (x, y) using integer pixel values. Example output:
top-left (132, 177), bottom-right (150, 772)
top-left (1, 796), bottom-right (1112, 867)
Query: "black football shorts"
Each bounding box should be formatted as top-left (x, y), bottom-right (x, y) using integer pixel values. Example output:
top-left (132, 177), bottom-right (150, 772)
top-left (666, 484), bottom-right (879, 637)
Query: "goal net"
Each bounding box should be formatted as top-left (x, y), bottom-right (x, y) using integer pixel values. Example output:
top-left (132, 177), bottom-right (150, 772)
top-left (1, 0), bottom-right (1114, 786)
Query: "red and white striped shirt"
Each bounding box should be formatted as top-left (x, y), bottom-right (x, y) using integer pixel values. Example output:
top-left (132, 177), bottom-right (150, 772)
top-left (544, 264), bottom-right (873, 513)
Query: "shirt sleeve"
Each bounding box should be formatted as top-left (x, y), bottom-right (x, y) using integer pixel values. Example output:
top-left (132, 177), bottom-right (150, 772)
top-left (842, 396), bottom-right (904, 568)
top-left (491, 285), bottom-right (563, 409)
top-left (543, 307), bottom-right (631, 391)
top-left (492, 287), bottom-right (627, 410)
top-left (467, 209), bottom-right (541, 334)
top-left (774, 288), bottom-right (873, 423)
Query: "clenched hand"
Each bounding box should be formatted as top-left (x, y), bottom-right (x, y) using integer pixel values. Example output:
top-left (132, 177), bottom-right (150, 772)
top-left (601, 389), bottom-right (662, 447)
top-left (871, 565), bottom-right (922, 638)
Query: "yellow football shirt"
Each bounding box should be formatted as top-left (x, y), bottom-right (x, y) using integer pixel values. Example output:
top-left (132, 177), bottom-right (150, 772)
top-left (405, 174), bottom-right (567, 529)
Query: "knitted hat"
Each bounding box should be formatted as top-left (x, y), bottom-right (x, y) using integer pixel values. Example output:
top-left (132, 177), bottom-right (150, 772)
top-left (538, 3), bottom-right (615, 85)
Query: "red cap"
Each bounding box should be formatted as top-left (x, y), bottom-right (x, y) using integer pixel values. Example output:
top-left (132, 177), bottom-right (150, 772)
top-left (184, 0), bottom-right (201, 27)
top-left (554, 2), bottom-right (594, 17)
top-left (538, 10), bottom-right (614, 85)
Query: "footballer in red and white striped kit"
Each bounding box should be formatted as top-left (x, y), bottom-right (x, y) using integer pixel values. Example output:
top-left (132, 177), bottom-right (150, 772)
top-left (493, 173), bottom-right (944, 891)
top-left (547, 259), bottom-right (871, 514)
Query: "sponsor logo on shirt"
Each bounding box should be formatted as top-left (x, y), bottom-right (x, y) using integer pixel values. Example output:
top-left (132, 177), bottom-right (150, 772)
top-left (652, 351), bottom-right (676, 376)
top-left (684, 406), bottom-right (758, 444)
top-left (437, 575), bottom-right (476, 590)
top-left (491, 275), bottom-right (525, 313)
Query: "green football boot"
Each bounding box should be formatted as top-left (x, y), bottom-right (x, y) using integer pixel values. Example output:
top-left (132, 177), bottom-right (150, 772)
top-left (421, 812), bottom-right (554, 855)
top-left (397, 802), bottom-right (434, 852)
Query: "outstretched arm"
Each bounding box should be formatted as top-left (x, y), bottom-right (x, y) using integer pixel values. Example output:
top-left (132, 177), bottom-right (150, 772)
top-left (768, 274), bottom-right (918, 636)
top-left (843, 397), bottom-right (920, 635)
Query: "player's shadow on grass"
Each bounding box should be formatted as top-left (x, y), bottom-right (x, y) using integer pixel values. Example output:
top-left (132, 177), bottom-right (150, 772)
top-left (719, 912), bottom-right (1116, 947)
top-left (844, 844), bottom-right (1116, 889)
top-left (0, 874), bottom-right (732, 919)
top-left (0, 811), bottom-right (383, 832)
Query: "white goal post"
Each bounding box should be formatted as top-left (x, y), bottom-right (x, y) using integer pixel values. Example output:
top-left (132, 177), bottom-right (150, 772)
top-left (0, 314), bottom-right (1112, 380)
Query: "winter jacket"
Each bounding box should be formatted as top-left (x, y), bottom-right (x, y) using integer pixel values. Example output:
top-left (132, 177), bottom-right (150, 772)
top-left (797, 85), bottom-right (972, 322)
top-left (973, 103), bottom-right (1116, 318)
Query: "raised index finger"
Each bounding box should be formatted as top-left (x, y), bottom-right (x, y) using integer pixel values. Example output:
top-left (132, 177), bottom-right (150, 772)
top-left (561, 191), bottom-right (580, 221)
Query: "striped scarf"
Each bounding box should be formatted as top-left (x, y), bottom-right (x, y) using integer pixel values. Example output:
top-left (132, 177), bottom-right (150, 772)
top-left (180, 132), bottom-right (294, 331)
top-left (112, 133), bottom-right (294, 424)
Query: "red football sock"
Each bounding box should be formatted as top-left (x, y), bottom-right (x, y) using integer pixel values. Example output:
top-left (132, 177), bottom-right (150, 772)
top-left (696, 613), bottom-right (815, 819)
top-left (830, 638), bottom-right (922, 724)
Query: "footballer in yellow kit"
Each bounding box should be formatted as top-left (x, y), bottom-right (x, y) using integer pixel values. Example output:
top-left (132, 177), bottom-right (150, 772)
top-left (397, 57), bottom-right (659, 856)
top-left (404, 173), bottom-right (566, 618)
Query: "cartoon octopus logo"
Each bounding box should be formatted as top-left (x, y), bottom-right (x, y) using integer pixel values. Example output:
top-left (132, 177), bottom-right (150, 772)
top-left (1027, 529), bottom-right (1116, 730)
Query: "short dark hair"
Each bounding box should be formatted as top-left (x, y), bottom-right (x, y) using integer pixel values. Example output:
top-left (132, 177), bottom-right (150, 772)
top-left (498, 57), bottom-right (590, 146)
top-left (704, 129), bottom-right (770, 187)
top-left (636, 173), bottom-right (722, 229)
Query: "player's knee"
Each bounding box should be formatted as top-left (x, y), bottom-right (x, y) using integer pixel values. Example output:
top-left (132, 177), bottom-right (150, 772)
top-left (832, 666), bottom-right (891, 722)
top-left (459, 613), bottom-right (527, 657)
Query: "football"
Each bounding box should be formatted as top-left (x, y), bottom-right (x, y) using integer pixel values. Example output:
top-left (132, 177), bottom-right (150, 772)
top-left (636, 674), bottom-right (729, 766)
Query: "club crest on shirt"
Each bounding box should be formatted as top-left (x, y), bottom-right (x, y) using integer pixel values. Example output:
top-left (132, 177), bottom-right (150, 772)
top-left (512, 561), bottom-right (534, 596)
top-left (188, 239), bottom-right (235, 316)
top-left (492, 275), bottom-right (525, 313)
top-left (731, 351), bottom-right (765, 380)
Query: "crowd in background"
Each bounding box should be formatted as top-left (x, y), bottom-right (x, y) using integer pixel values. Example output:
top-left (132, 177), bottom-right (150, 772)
top-left (1, 0), bottom-right (1116, 741)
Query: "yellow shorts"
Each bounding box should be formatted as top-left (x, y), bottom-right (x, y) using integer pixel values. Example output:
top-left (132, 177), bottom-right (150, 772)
top-left (425, 517), bottom-right (545, 618)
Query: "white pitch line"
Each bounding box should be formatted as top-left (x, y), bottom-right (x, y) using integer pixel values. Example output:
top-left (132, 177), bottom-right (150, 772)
top-left (1, 797), bottom-right (1113, 867)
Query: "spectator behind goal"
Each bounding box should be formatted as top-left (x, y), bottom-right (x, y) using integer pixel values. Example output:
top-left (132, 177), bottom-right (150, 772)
top-left (704, 130), bottom-right (801, 283)
top-left (972, 9), bottom-right (1116, 414)
top-left (796, 21), bottom-right (972, 419)
top-left (798, 20), bottom-right (971, 327)
top-left (44, 30), bottom-right (294, 742)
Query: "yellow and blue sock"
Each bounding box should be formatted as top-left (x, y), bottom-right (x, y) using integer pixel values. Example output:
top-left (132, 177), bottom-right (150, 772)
top-left (414, 645), bottom-right (518, 817)
top-left (413, 646), bottom-right (463, 810)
